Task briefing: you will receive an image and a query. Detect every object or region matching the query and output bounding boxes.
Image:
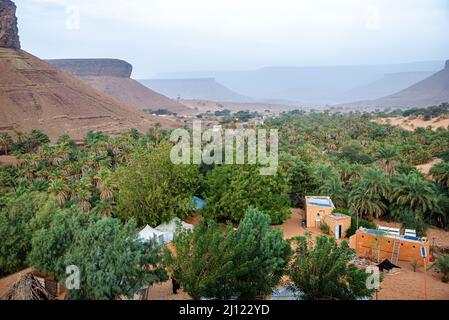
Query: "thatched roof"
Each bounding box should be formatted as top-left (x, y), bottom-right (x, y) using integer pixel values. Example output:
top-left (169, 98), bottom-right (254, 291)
top-left (0, 274), bottom-right (54, 300)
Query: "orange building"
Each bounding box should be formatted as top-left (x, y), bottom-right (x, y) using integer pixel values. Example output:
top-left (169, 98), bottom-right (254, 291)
top-left (349, 227), bottom-right (430, 266)
top-left (305, 196), bottom-right (351, 239)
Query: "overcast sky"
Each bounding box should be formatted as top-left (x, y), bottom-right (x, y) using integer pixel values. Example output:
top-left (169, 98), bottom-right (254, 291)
top-left (16, 0), bottom-right (449, 78)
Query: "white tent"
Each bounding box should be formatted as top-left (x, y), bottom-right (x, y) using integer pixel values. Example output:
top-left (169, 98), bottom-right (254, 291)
top-left (156, 217), bottom-right (194, 234)
top-left (138, 225), bottom-right (173, 244)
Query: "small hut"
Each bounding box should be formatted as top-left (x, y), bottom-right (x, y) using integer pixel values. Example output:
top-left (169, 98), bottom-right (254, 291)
top-left (0, 274), bottom-right (54, 300)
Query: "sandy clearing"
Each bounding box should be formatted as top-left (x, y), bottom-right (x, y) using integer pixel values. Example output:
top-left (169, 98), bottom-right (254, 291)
top-left (377, 260), bottom-right (449, 300)
top-left (416, 158), bottom-right (442, 176)
top-left (375, 117), bottom-right (449, 131)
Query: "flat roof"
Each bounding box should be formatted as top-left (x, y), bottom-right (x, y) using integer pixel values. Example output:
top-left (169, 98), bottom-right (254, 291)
top-left (305, 196), bottom-right (335, 208)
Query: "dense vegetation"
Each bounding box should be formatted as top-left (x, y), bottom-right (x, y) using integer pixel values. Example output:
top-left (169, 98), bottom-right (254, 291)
top-left (1, 109), bottom-right (449, 298)
top-left (288, 234), bottom-right (375, 300)
top-left (165, 208), bottom-right (291, 299)
top-left (268, 111), bottom-right (449, 231)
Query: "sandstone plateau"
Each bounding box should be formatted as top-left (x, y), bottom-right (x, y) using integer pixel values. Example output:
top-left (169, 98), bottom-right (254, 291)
top-left (47, 59), bottom-right (189, 114)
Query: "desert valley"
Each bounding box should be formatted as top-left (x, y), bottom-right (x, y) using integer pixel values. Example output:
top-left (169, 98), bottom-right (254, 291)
top-left (0, 0), bottom-right (449, 307)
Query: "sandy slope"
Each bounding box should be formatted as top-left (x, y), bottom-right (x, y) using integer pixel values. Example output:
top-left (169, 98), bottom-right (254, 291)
top-left (0, 48), bottom-right (178, 141)
top-left (375, 117), bottom-right (449, 131)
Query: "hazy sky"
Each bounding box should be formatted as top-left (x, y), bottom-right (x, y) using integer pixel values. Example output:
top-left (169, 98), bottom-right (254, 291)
top-left (16, 0), bottom-right (449, 78)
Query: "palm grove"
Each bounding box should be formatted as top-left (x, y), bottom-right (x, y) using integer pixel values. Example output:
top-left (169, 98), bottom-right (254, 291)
top-left (0, 110), bottom-right (449, 299)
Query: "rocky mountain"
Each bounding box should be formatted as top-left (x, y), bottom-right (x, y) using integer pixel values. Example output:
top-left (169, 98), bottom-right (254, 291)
top-left (0, 1), bottom-right (177, 141)
top-left (47, 59), bottom-right (189, 114)
top-left (140, 78), bottom-right (252, 103)
top-left (345, 60), bottom-right (449, 109)
top-left (0, 0), bottom-right (20, 49)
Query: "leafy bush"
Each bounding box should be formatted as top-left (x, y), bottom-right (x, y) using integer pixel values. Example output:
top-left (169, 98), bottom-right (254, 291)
top-left (166, 208), bottom-right (291, 299)
top-left (320, 222), bottom-right (330, 235)
top-left (435, 256), bottom-right (449, 283)
top-left (204, 164), bottom-right (290, 224)
top-left (397, 210), bottom-right (428, 237)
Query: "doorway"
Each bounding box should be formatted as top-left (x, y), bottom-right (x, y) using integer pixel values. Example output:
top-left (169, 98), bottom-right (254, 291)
top-left (335, 225), bottom-right (343, 239)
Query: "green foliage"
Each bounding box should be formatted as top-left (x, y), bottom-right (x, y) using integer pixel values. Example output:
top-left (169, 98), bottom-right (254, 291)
top-left (338, 142), bottom-right (374, 164)
top-left (401, 103), bottom-right (449, 120)
top-left (64, 216), bottom-right (166, 300)
top-left (430, 161), bottom-right (449, 188)
top-left (166, 208), bottom-right (291, 299)
top-left (390, 173), bottom-right (441, 221)
top-left (29, 207), bottom-right (167, 300)
top-left (320, 222), bottom-right (330, 235)
top-left (286, 157), bottom-right (319, 207)
top-left (0, 192), bottom-right (50, 275)
top-left (435, 255), bottom-right (449, 283)
top-left (288, 235), bottom-right (375, 300)
top-left (411, 260), bottom-right (419, 272)
top-left (395, 208), bottom-right (428, 237)
top-left (231, 208), bottom-right (291, 299)
top-left (204, 164), bottom-right (290, 224)
top-left (115, 144), bottom-right (201, 226)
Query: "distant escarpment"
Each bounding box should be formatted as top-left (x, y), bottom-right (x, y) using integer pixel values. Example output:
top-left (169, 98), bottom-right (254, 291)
top-left (0, 0), bottom-right (20, 49)
top-left (342, 60), bottom-right (449, 109)
top-left (47, 59), bottom-right (133, 78)
top-left (47, 59), bottom-right (189, 113)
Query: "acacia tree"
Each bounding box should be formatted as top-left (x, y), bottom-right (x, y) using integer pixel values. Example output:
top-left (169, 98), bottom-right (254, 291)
top-left (288, 235), bottom-right (375, 300)
top-left (166, 208), bottom-right (291, 299)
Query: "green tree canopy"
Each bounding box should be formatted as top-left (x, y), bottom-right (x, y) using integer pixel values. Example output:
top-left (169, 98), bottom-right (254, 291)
top-left (115, 144), bottom-right (201, 226)
top-left (204, 164), bottom-right (290, 224)
top-left (288, 234), bottom-right (375, 300)
top-left (166, 208), bottom-right (291, 299)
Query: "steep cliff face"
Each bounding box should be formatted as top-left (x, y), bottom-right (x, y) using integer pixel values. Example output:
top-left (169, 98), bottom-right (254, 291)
top-left (47, 59), bottom-right (133, 78)
top-left (0, 0), bottom-right (20, 49)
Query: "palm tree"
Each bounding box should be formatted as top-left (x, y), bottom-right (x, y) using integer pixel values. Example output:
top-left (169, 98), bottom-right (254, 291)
top-left (430, 161), bottom-right (449, 188)
top-left (348, 167), bottom-right (391, 219)
top-left (349, 187), bottom-right (387, 219)
top-left (48, 179), bottom-right (69, 207)
top-left (390, 173), bottom-right (440, 220)
top-left (377, 146), bottom-right (398, 176)
top-left (318, 177), bottom-right (347, 208)
top-left (360, 167), bottom-right (391, 197)
top-left (14, 131), bottom-right (24, 145)
top-left (76, 189), bottom-right (92, 213)
top-left (0, 132), bottom-right (13, 155)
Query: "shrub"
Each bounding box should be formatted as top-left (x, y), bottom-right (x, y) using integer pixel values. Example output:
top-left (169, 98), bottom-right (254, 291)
top-left (320, 222), bottom-right (330, 235)
top-left (288, 235), bottom-right (376, 300)
top-left (435, 256), bottom-right (449, 283)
